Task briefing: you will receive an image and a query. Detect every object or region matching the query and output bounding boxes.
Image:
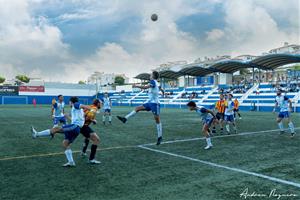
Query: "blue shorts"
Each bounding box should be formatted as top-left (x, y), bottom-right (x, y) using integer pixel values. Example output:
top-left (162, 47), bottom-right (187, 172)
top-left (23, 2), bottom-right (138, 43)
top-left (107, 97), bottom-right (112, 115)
top-left (104, 109), bottom-right (111, 113)
top-left (225, 114), bottom-right (235, 122)
top-left (53, 116), bottom-right (67, 125)
top-left (278, 111), bottom-right (290, 119)
top-left (202, 118), bottom-right (214, 126)
top-left (62, 124), bottom-right (80, 143)
top-left (143, 103), bottom-right (160, 116)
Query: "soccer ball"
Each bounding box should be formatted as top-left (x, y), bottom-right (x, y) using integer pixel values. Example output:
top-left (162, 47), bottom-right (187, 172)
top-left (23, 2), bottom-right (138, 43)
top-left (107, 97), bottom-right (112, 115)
top-left (151, 14), bottom-right (158, 21)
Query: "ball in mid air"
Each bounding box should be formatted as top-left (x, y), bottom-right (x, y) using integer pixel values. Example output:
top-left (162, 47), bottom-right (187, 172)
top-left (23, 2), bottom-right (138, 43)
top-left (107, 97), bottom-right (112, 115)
top-left (151, 14), bottom-right (158, 21)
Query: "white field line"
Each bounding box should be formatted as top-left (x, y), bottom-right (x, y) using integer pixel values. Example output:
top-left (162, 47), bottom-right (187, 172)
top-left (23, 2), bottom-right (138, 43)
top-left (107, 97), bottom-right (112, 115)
top-left (142, 127), bottom-right (300, 146)
top-left (138, 145), bottom-right (300, 189)
top-left (0, 128), bottom-right (298, 161)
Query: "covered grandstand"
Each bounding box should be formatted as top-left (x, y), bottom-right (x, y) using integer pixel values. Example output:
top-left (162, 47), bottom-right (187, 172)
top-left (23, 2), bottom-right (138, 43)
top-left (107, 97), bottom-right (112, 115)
top-left (127, 53), bottom-right (300, 112)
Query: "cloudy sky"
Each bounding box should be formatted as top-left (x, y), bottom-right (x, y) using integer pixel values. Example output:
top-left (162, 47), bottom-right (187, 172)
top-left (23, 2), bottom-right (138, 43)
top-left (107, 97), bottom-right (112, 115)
top-left (0, 0), bottom-right (299, 83)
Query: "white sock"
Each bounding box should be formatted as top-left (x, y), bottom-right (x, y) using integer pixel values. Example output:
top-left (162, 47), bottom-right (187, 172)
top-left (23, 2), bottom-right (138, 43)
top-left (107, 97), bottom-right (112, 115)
top-left (278, 122), bottom-right (284, 131)
top-left (36, 129), bottom-right (51, 137)
top-left (226, 124), bottom-right (230, 132)
top-left (64, 149), bottom-right (74, 163)
top-left (288, 122), bottom-right (295, 133)
top-left (109, 116), bottom-right (112, 122)
top-left (206, 137), bottom-right (212, 146)
top-left (102, 115), bottom-right (106, 122)
top-left (156, 123), bottom-right (162, 138)
top-left (125, 110), bottom-right (136, 119)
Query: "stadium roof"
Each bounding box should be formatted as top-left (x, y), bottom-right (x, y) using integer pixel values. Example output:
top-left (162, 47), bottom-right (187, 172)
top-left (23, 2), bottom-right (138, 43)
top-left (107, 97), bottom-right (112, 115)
top-left (250, 54), bottom-right (300, 70)
top-left (210, 60), bottom-right (251, 73)
top-left (159, 70), bottom-right (182, 79)
top-left (134, 73), bottom-right (150, 80)
top-left (134, 54), bottom-right (300, 79)
top-left (179, 65), bottom-right (217, 76)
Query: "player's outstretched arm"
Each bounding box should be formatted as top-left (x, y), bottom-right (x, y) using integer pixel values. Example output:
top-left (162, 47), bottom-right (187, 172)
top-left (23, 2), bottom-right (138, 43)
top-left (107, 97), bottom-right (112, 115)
top-left (273, 102), bottom-right (278, 112)
top-left (79, 104), bottom-right (91, 110)
top-left (288, 99), bottom-right (293, 112)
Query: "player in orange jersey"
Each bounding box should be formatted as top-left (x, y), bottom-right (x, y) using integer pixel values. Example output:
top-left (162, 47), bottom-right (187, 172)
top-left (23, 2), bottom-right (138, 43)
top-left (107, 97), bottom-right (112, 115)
top-left (80, 99), bottom-right (102, 164)
top-left (233, 98), bottom-right (242, 120)
top-left (212, 94), bottom-right (226, 134)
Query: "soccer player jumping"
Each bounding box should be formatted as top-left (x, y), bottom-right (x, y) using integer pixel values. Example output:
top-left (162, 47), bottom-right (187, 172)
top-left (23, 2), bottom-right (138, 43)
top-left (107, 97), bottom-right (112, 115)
top-left (117, 71), bottom-right (164, 145)
top-left (273, 90), bottom-right (295, 137)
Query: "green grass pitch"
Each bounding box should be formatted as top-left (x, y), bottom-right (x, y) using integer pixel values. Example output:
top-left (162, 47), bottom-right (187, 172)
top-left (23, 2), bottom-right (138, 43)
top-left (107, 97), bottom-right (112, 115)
top-left (0, 105), bottom-right (299, 200)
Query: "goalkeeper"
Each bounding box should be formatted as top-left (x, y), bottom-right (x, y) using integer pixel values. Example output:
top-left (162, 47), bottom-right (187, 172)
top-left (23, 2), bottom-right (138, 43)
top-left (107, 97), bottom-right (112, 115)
top-left (80, 98), bottom-right (102, 164)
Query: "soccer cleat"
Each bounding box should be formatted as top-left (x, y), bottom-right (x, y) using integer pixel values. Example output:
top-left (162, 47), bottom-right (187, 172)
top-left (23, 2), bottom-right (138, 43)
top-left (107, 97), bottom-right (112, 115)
top-left (279, 131), bottom-right (285, 135)
top-left (291, 132), bottom-right (296, 137)
top-left (109, 121), bottom-right (112, 125)
top-left (62, 162), bottom-right (75, 167)
top-left (239, 117), bottom-right (242, 120)
top-left (103, 122), bottom-right (106, 125)
top-left (156, 137), bottom-right (163, 145)
top-left (80, 152), bottom-right (87, 157)
top-left (117, 116), bottom-right (127, 124)
top-left (31, 126), bottom-right (37, 138)
top-left (204, 145), bottom-right (212, 150)
top-left (89, 159), bottom-right (101, 164)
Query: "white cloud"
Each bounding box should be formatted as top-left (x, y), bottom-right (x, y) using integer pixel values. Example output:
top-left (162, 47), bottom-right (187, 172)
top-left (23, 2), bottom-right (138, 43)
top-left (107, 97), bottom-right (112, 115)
top-left (0, 0), bottom-right (70, 80)
top-left (206, 29), bottom-right (225, 41)
top-left (205, 0), bottom-right (299, 56)
top-left (0, 0), bottom-right (298, 83)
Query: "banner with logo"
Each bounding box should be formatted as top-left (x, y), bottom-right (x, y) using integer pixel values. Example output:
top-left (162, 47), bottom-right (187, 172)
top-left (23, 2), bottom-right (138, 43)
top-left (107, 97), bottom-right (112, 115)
top-left (19, 86), bottom-right (45, 92)
top-left (0, 86), bottom-right (19, 95)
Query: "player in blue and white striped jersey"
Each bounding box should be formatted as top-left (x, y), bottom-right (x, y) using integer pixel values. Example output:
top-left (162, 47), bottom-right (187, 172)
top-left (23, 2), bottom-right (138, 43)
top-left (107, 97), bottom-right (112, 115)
top-left (102, 93), bottom-right (112, 125)
top-left (51, 94), bottom-right (67, 127)
top-left (273, 90), bottom-right (295, 137)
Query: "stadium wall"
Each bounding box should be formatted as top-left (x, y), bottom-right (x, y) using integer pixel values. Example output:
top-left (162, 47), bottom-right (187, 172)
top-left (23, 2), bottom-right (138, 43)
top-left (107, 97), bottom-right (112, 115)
top-left (0, 95), bottom-right (95, 105)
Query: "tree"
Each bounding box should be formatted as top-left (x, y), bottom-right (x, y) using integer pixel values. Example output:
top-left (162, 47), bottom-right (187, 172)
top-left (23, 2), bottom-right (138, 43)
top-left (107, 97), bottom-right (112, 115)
top-left (78, 80), bottom-right (86, 84)
top-left (293, 65), bottom-right (300, 70)
top-left (0, 76), bottom-right (5, 84)
top-left (15, 75), bottom-right (30, 83)
top-left (239, 69), bottom-right (250, 75)
top-left (114, 76), bottom-right (125, 85)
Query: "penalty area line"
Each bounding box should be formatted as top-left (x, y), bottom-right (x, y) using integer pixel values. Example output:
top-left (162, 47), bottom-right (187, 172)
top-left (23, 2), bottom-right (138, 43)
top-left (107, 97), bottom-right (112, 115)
top-left (138, 145), bottom-right (300, 189)
top-left (142, 127), bottom-right (300, 146)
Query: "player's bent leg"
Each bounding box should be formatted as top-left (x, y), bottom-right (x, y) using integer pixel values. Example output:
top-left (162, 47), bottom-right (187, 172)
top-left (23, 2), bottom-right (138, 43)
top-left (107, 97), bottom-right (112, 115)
top-left (108, 112), bottom-right (112, 124)
top-left (103, 113), bottom-right (106, 125)
top-left (31, 126), bottom-right (62, 138)
top-left (286, 117), bottom-right (295, 137)
top-left (203, 125), bottom-right (212, 150)
top-left (117, 105), bottom-right (146, 124)
top-left (277, 117), bottom-right (285, 134)
top-left (81, 138), bottom-right (89, 156)
top-left (89, 133), bottom-right (101, 164)
top-left (154, 115), bottom-right (162, 145)
top-left (62, 140), bottom-right (75, 167)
